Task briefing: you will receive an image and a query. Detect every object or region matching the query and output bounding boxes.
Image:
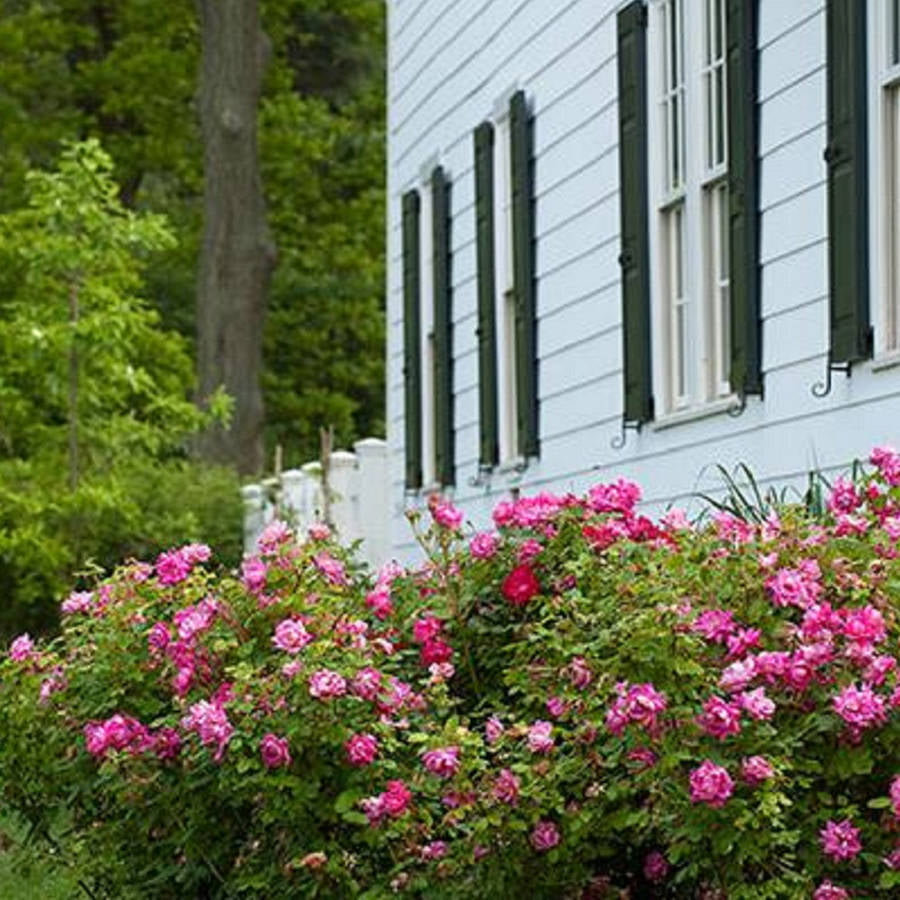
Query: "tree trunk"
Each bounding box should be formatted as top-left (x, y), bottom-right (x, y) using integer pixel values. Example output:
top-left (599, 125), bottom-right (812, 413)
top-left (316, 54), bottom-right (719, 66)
top-left (195, 0), bottom-right (275, 475)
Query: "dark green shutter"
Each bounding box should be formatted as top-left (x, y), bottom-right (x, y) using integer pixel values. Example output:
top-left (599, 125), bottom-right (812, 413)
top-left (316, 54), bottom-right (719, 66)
top-left (510, 89), bottom-right (539, 459)
top-left (727, 0), bottom-right (762, 396)
top-left (474, 121), bottom-right (499, 467)
top-left (402, 190), bottom-right (422, 490)
top-left (617, 1), bottom-right (653, 424)
top-left (825, 0), bottom-right (871, 363)
top-left (431, 166), bottom-right (454, 486)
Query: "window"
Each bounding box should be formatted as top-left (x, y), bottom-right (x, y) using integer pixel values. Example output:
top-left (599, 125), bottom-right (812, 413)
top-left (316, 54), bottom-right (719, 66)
top-left (871, 0), bottom-right (900, 354)
top-left (474, 90), bottom-right (537, 470)
top-left (650, 0), bottom-right (731, 413)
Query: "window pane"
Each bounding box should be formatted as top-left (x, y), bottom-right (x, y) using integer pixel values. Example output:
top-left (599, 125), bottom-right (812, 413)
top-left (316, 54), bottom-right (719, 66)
top-left (669, 0), bottom-right (680, 89)
top-left (717, 183), bottom-right (729, 279)
top-left (715, 65), bottom-right (726, 166)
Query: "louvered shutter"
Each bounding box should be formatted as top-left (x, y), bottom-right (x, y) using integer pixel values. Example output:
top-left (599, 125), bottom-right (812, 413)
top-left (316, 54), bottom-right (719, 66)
top-left (474, 121), bottom-right (499, 467)
top-left (617, 1), bottom-right (653, 424)
top-left (402, 190), bottom-right (422, 490)
top-left (726, 0), bottom-right (762, 397)
top-left (825, 0), bottom-right (871, 363)
top-left (431, 166), bottom-right (454, 486)
top-left (510, 89), bottom-right (539, 459)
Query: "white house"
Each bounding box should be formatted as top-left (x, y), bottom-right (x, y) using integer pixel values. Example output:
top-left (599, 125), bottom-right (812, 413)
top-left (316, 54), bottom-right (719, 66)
top-left (386, 0), bottom-right (900, 559)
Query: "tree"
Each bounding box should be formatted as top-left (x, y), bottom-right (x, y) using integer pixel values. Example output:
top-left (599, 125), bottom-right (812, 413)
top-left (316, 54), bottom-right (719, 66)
top-left (0, 0), bottom-right (386, 471)
top-left (0, 140), bottom-right (240, 636)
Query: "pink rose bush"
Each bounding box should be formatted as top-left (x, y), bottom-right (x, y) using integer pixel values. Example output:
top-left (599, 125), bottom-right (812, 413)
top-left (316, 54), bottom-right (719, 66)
top-left (7, 453), bottom-right (900, 896)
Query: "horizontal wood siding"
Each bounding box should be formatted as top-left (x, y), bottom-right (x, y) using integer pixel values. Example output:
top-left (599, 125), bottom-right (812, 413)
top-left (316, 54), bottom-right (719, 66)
top-left (387, 0), bottom-right (900, 558)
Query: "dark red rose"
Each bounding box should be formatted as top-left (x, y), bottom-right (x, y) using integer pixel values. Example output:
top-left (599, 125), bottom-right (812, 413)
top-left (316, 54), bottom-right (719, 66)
top-left (501, 564), bottom-right (541, 607)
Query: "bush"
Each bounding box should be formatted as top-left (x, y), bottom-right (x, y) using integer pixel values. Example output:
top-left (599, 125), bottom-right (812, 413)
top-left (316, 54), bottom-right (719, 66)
top-left (4, 448), bottom-right (900, 898)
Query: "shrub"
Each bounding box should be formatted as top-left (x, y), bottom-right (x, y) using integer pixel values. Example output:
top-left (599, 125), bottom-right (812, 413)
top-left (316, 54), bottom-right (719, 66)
top-left (4, 451), bottom-right (900, 897)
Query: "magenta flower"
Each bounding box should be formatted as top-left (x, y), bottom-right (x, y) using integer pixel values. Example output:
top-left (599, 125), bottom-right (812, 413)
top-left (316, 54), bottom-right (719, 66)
top-left (738, 687), bottom-right (776, 721)
top-left (8, 633), bottom-right (34, 662)
top-left (345, 733), bottom-right (379, 767)
top-left (308, 669), bottom-right (347, 699)
top-left (312, 552), bottom-right (347, 586)
top-left (765, 562), bottom-right (821, 609)
top-left (260, 733), bottom-right (291, 769)
top-left (689, 760), bottom-right (734, 808)
top-left (696, 696), bottom-right (742, 741)
top-left (351, 666), bottom-right (383, 700)
top-left (469, 532), bottom-right (500, 559)
top-left (501, 563), bottom-right (541, 607)
top-left (380, 780), bottom-right (413, 817)
top-left (605, 682), bottom-right (668, 736)
top-left (719, 657), bottom-right (757, 693)
top-left (421, 746), bottom-right (460, 778)
top-left (147, 622), bottom-right (171, 653)
top-left (527, 720), bottom-right (555, 754)
top-left (692, 609), bottom-right (736, 643)
top-left (485, 715), bottom-right (504, 743)
top-left (820, 819), bottom-right (862, 862)
top-left (61, 591), bottom-right (93, 615)
top-left (492, 768), bottom-right (520, 805)
top-left (412, 615), bottom-right (443, 644)
top-left (307, 522), bottom-right (331, 541)
top-left (741, 756), bottom-right (775, 785)
top-left (181, 700), bottom-right (233, 761)
top-left (429, 497), bottom-right (463, 530)
top-left (257, 519), bottom-right (292, 553)
top-left (891, 775), bottom-right (900, 818)
top-left (833, 683), bottom-right (887, 732)
top-left (272, 619), bottom-right (313, 654)
top-left (643, 850), bottom-right (670, 883)
top-left (813, 882), bottom-right (849, 900)
top-left (530, 820), bottom-right (561, 852)
top-left (364, 586), bottom-right (393, 619)
top-left (568, 656), bottom-right (593, 689)
top-left (155, 549), bottom-right (192, 586)
top-left (546, 696), bottom-right (568, 719)
top-left (240, 557), bottom-right (268, 595)
top-left (420, 840), bottom-right (448, 860)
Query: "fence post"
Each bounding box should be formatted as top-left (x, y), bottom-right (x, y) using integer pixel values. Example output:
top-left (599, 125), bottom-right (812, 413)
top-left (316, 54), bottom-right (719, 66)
top-left (241, 483), bottom-right (266, 555)
top-left (354, 438), bottom-right (389, 566)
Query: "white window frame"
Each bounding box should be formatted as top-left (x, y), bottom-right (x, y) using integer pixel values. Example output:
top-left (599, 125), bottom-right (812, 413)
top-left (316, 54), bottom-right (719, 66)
top-left (869, 0), bottom-right (900, 360)
top-left (418, 155), bottom-right (439, 490)
top-left (648, 0), bottom-right (734, 416)
top-left (491, 89), bottom-right (521, 467)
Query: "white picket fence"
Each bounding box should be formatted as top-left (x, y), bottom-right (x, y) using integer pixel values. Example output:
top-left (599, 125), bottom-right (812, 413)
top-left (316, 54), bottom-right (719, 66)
top-left (241, 437), bottom-right (390, 567)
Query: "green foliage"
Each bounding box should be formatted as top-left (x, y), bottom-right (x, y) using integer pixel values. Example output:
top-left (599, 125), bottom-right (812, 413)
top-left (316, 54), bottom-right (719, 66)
top-left (0, 141), bottom-right (240, 636)
top-left (0, 0), bottom-right (386, 466)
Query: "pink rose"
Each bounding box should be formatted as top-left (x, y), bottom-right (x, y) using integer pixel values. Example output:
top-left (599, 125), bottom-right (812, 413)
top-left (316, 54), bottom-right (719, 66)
top-left (501, 564), bottom-right (541, 607)
top-left (469, 532), bottom-right (499, 559)
top-left (8, 633), bottom-right (34, 662)
top-left (260, 733), bottom-right (291, 769)
top-left (530, 820), bottom-right (561, 852)
top-left (308, 669), bottom-right (347, 699)
top-left (689, 760), bottom-right (734, 808)
top-left (696, 696), bottom-right (742, 740)
top-left (429, 497), bottom-right (463, 530)
top-left (345, 733), bottom-right (379, 767)
top-left (527, 720), bottom-right (555, 753)
top-left (492, 768), bottom-right (520, 805)
top-left (643, 850), bottom-right (670, 883)
top-left (421, 746), bottom-right (460, 778)
top-left (820, 819), bottom-right (862, 862)
top-left (741, 755), bottom-right (775, 785)
top-left (813, 882), bottom-right (849, 900)
top-left (273, 618), bottom-right (313, 654)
